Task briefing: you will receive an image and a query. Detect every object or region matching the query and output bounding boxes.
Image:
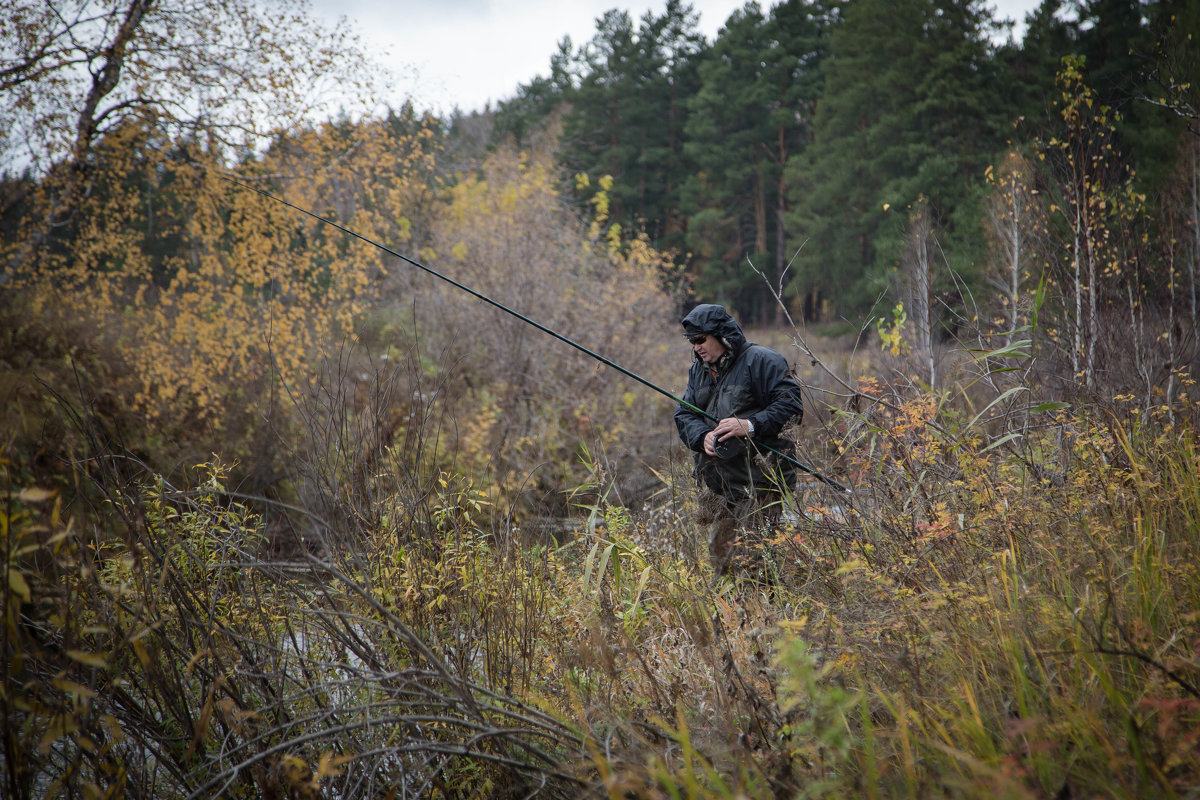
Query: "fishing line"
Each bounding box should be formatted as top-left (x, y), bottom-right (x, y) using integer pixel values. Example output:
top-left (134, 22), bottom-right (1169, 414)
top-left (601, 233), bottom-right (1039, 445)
top-left (220, 174), bottom-right (848, 492)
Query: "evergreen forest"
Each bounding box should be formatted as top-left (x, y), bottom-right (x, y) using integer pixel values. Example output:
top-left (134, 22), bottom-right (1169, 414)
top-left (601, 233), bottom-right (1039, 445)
top-left (3, 0), bottom-right (1200, 797)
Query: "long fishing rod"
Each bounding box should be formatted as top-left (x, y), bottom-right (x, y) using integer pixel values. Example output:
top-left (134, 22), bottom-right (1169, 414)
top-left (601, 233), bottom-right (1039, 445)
top-left (220, 174), bottom-right (848, 493)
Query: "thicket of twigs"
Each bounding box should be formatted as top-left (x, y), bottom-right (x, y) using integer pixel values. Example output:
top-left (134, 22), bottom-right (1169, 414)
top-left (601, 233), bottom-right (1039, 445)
top-left (5, 293), bottom-right (1200, 798)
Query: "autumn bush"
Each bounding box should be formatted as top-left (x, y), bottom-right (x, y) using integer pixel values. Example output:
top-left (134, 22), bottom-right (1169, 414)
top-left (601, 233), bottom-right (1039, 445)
top-left (405, 131), bottom-right (682, 517)
top-left (1, 104), bottom-right (684, 532)
top-left (0, 106), bottom-right (432, 480)
top-left (7, 313), bottom-right (1200, 798)
top-left (557, 349), bottom-right (1200, 797)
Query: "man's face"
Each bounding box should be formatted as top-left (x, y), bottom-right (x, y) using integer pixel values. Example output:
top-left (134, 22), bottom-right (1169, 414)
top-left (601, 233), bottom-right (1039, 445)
top-left (690, 333), bottom-right (725, 365)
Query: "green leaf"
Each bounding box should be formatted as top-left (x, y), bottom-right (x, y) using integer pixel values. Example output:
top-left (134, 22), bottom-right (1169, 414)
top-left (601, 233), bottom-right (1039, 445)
top-left (982, 432), bottom-right (1024, 453)
top-left (582, 541), bottom-right (599, 590)
top-left (967, 339), bottom-right (1032, 360)
top-left (629, 566), bottom-right (651, 617)
top-left (966, 386), bottom-right (1028, 431)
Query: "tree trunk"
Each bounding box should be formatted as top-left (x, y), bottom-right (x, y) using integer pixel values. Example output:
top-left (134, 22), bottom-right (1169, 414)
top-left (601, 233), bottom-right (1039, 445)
top-left (754, 171), bottom-right (768, 255)
top-left (9, 0), bottom-right (152, 275)
top-left (1192, 143), bottom-right (1200, 362)
top-left (905, 203), bottom-right (935, 386)
top-left (1080, 211), bottom-right (1089, 383)
top-left (1006, 181), bottom-right (1022, 345)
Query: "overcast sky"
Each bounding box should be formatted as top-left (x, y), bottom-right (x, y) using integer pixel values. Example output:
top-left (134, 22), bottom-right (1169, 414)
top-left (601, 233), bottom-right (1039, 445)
top-left (309, 0), bottom-right (1044, 115)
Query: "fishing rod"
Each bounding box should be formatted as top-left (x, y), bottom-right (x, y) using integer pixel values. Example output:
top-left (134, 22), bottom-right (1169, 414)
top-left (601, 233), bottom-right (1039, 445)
top-left (220, 174), bottom-right (849, 493)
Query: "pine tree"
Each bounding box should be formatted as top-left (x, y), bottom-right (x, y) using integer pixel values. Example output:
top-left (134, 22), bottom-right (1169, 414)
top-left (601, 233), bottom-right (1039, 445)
top-left (1078, 0), bottom-right (1183, 187)
top-left (1143, 0), bottom-right (1200, 138)
top-left (785, 0), bottom-right (1005, 320)
top-left (682, 0), bottom-right (829, 322)
top-left (491, 38), bottom-right (578, 147)
top-left (560, 2), bottom-right (705, 251)
top-left (993, 0), bottom-right (1078, 128)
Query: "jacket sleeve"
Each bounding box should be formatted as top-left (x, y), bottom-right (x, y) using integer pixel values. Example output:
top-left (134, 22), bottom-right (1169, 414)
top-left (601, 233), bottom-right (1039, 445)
top-left (745, 347), bottom-right (803, 439)
top-left (673, 365), bottom-right (713, 452)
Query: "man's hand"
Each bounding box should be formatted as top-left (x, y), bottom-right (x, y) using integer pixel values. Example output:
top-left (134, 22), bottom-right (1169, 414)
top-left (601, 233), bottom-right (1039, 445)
top-left (703, 417), bottom-right (752, 456)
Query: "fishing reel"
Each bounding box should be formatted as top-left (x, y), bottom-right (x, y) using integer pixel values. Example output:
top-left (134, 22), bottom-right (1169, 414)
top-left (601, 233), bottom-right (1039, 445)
top-left (712, 436), bottom-right (746, 460)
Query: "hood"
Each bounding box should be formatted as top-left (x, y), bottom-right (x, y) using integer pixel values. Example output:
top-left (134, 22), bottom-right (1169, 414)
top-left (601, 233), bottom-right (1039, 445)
top-left (681, 304), bottom-right (747, 353)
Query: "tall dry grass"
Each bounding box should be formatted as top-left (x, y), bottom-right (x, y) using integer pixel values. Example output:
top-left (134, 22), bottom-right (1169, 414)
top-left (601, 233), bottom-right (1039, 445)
top-left (6, 332), bottom-right (1198, 798)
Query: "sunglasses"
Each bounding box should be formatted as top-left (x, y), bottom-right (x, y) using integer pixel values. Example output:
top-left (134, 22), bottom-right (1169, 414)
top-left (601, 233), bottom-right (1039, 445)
top-left (688, 334), bottom-right (709, 345)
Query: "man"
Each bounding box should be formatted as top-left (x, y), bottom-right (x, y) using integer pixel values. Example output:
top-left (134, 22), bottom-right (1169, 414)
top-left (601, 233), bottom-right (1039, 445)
top-left (673, 304), bottom-right (804, 577)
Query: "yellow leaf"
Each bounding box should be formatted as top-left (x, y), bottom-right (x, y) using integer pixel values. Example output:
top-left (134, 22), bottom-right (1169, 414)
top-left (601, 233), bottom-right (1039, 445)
top-left (7, 569), bottom-right (31, 602)
top-left (133, 640), bottom-right (152, 668)
top-left (51, 679), bottom-right (97, 700)
top-left (317, 751), bottom-right (355, 778)
top-left (185, 648), bottom-right (210, 676)
top-left (66, 650), bottom-right (109, 669)
top-left (19, 487), bottom-right (56, 503)
top-left (38, 715), bottom-right (79, 753)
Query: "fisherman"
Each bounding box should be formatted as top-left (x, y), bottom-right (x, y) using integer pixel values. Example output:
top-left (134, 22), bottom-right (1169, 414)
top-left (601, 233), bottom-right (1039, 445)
top-left (673, 304), bottom-right (804, 578)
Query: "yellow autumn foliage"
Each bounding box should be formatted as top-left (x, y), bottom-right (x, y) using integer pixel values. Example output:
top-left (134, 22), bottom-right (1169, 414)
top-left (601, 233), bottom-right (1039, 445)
top-left (10, 112), bottom-right (441, 427)
top-left (415, 133), bottom-right (681, 503)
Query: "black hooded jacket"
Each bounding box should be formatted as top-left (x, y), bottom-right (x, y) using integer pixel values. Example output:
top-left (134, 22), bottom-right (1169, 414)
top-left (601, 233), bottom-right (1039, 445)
top-left (673, 304), bottom-right (804, 498)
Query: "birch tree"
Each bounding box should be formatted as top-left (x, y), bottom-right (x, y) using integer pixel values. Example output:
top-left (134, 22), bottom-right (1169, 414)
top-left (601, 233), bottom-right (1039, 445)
top-left (902, 199), bottom-right (936, 386)
top-left (0, 0), bottom-right (398, 424)
top-left (985, 152), bottom-right (1044, 345)
top-left (1039, 56), bottom-right (1116, 390)
top-left (1, 0), bottom-right (379, 261)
